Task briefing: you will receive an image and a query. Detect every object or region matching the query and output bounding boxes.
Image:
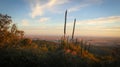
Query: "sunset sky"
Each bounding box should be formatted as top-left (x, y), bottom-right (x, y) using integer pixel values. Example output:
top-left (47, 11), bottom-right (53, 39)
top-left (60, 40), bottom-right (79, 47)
top-left (0, 0), bottom-right (120, 37)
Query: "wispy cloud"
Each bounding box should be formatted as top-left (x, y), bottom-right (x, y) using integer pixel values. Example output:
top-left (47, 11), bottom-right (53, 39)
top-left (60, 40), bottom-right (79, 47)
top-left (39, 17), bottom-right (50, 22)
top-left (66, 16), bottom-right (120, 34)
top-left (68, 4), bottom-right (89, 12)
top-left (103, 26), bottom-right (120, 31)
top-left (21, 19), bottom-right (29, 26)
top-left (30, 4), bottom-right (44, 18)
top-left (78, 16), bottom-right (120, 24)
top-left (67, 16), bottom-right (120, 26)
top-left (68, 0), bottom-right (103, 12)
top-left (28, 0), bottom-right (103, 19)
top-left (29, 0), bottom-right (69, 18)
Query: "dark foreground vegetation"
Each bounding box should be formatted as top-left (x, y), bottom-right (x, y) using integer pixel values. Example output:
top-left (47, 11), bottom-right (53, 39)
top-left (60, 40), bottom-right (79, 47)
top-left (0, 40), bottom-right (120, 67)
top-left (0, 14), bottom-right (120, 67)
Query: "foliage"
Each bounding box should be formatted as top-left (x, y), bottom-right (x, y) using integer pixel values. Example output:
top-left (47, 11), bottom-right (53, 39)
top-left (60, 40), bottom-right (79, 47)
top-left (0, 14), bottom-right (24, 48)
top-left (0, 40), bottom-right (119, 67)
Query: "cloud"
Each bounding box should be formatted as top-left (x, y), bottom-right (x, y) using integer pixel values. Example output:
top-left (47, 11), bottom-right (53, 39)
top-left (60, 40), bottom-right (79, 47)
top-left (29, 0), bottom-right (103, 18)
top-left (39, 17), bottom-right (50, 22)
top-left (21, 19), bottom-right (29, 26)
top-left (67, 16), bottom-right (120, 30)
top-left (79, 16), bottom-right (120, 24)
top-left (29, 0), bottom-right (69, 18)
top-left (47, 0), bottom-right (68, 7)
top-left (68, 0), bottom-right (103, 12)
top-left (103, 26), bottom-right (120, 31)
top-left (68, 4), bottom-right (89, 12)
top-left (67, 16), bottom-right (120, 25)
top-left (30, 4), bottom-right (44, 18)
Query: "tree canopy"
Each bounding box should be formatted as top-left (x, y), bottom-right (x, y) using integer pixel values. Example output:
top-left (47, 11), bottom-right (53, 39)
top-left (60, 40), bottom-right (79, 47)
top-left (0, 14), bottom-right (24, 47)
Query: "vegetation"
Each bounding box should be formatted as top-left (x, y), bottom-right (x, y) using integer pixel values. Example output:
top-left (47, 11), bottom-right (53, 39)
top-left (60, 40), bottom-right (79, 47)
top-left (0, 14), bottom-right (24, 48)
top-left (0, 13), bottom-right (120, 67)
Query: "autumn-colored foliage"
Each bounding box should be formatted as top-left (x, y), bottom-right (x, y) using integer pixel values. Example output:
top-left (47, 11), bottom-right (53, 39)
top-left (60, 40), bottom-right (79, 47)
top-left (0, 14), bottom-right (25, 48)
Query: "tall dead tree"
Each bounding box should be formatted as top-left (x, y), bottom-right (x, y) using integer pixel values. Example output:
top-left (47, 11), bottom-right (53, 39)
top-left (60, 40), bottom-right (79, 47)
top-left (72, 18), bottom-right (76, 40)
top-left (64, 10), bottom-right (67, 39)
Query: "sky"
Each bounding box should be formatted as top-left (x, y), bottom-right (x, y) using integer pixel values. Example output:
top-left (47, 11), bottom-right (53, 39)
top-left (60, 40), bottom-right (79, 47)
top-left (0, 0), bottom-right (120, 37)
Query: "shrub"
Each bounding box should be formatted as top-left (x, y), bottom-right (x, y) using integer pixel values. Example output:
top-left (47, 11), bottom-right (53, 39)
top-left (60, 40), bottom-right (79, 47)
top-left (21, 38), bottom-right (32, 46)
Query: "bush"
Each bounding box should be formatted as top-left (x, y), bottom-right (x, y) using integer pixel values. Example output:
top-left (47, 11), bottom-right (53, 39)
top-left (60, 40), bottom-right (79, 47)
top-left (21, 38), bottom-right (32, 45)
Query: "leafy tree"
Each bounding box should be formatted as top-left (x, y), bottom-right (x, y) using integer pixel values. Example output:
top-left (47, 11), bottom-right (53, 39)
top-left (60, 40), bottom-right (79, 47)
top-left (0, 13), bottom-right (24, 47)
top-left (11, 24), bottom-right (17, 34)
top-left (0, 14), bottom-right (12, 46)
top-left (0, 14), bottom-right (12, 31)
top-left (21, 38), bottom-right (32, 45)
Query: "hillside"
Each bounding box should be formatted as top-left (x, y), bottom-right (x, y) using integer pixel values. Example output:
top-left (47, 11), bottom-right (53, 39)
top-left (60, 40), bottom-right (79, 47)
top-left (0, 39), bottom-right (120, 67)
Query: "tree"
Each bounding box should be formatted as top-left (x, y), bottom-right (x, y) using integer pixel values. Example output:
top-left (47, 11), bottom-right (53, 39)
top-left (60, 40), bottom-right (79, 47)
top-left (21, 38), bottom-right (32, 46)
top-left (0, 13), bottom-right (24, 47)
top-left (11, 24), bottom-right (17, 34)
top-left (15, 30), bottom-right (24, 39)
top-left (0, 14), bottom-right (12, 32)
top-left (0, 14), bottom-right (12, 46)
